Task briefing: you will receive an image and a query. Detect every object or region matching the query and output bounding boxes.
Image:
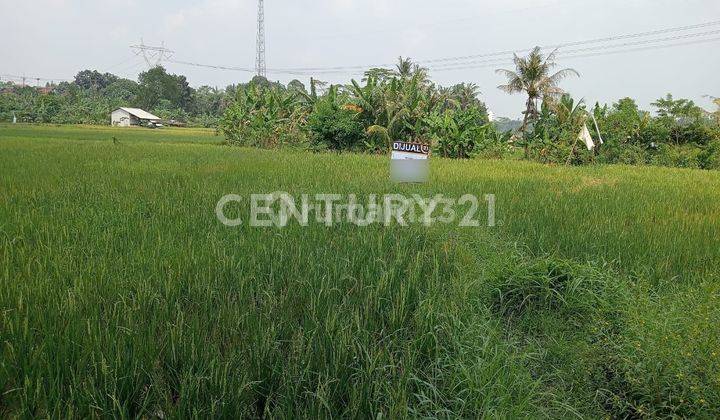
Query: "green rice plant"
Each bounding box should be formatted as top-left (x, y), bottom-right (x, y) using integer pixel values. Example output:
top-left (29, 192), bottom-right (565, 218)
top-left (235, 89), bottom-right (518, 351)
top-left (1, 124), bottom-right (719, 417)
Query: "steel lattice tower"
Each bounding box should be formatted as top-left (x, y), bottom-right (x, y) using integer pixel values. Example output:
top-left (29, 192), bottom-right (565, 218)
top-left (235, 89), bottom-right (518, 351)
top-left (130, 39), bottom-right (174, 69)
top-left (255, 0), bottom-right (267, 78)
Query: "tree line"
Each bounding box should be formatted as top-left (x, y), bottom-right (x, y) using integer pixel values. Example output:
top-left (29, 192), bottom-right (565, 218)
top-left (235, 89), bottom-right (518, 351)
top-left (0, 67), bottom-right (233, 127)
top-left (219, 51), bottom-right (720, 169)
top-left (219, 58), bottom-right (505, 159)
top-left (1, 50), bottom-right (719, 169)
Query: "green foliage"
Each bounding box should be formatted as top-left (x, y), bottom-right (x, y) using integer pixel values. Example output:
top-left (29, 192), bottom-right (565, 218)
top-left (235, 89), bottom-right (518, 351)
top-left (425, 107), bottom-right (491, 158)
top-left (217, 57), bottom-right (493, 157)
top-left (136, 66), bottom-right (193, 112)
top-left (74, 69), bottom-right (118, 91)
top-left (490, 256), bottom-right (624, 319)
top-left (701, 140), bottom-right (720, 170)
top-left (652, 93), bottom-right (705, 120)
top-left (610, 280), bottom-right (720, 418)
top-left (307, 87), bottom-right (366, 151)
top-left (521, 94), bottom-right (720, 169)
top-left (526, 95), bottom-right (594, 165)
top-left (1, 60), bottom-right (717, 172)
top-left (648, 143), bottom-right (704, 169)
top-left (0, 66), bottom-right (211, 126)
top-left (220, 83), bottom-right (306, 148)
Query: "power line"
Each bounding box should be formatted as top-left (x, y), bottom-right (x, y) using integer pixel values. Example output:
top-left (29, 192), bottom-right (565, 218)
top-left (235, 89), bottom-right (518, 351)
top-left (266, 18), bottom-right (720, 72)
top-left (264, 33), bottom-right (720, 75)
top-left (430, 36), bottom-right (720, 72)
top-left (168, 59), bottom-right (255, 73)
top-left (308, 0), bottom-right (583, 42)
top-left (1, 74), bottom-right (73, 82)
top-left (423, 28), bottom-right (720, 71)
top-left (148, 18), bottom-right (720, 78)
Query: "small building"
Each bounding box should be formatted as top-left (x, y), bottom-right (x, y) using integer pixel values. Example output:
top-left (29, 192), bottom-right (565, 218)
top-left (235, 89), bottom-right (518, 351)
top-left (36, 85), bottom-right (55, 95)
top-left (111, 107), bottom-right (161, 127)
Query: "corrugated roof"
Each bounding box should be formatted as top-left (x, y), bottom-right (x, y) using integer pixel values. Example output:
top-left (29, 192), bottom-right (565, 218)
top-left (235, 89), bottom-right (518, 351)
top-left (116, 107), bottom-right (161, 120)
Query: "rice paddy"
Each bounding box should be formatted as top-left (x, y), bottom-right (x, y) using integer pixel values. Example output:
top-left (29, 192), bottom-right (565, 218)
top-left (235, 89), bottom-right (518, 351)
top-left (1, 124), bottom-right (719, 418)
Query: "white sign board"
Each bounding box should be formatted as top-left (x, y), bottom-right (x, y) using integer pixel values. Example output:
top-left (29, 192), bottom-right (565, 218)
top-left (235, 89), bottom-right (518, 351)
top-left (391, 142), bottom-right (430, 160)
top-left (390, 142), bottom-right (430, 183)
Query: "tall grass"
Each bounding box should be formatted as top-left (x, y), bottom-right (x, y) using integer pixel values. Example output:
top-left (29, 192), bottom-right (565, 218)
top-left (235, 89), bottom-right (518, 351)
top-left (1, 124), bottom-right (719, 417)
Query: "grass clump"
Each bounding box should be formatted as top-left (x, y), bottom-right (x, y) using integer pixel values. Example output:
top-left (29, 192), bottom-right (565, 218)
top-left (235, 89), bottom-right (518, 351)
top-left (489, 255), bottom-right (625, 320)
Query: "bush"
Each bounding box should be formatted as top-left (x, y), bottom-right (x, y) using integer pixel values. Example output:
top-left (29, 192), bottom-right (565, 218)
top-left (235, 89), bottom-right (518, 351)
top-left (425, 106), bottom-right (491, 159)
top-left (307, 100), bottom-right (366, 152)
top-left (616, 145), bottom-right (648, 166)
top-left (649, 144), bottom-right (704, 169)
top-left (701, 140), bottom-right (720, 170)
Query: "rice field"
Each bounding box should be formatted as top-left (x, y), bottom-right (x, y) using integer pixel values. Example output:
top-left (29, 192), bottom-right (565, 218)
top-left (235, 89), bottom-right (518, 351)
top-left (1, 124), bottom-right (719, 418)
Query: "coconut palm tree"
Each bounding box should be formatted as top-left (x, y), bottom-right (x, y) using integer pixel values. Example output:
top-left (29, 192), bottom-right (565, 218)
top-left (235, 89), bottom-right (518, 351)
top-left (395, 57), bottom-right (430, 84)
top-left (395, 56), bottom-right (416, 79)
top-left (496, 47), bottom-right (579, 134)
top-left (451, 83), bottom-right (482, 110)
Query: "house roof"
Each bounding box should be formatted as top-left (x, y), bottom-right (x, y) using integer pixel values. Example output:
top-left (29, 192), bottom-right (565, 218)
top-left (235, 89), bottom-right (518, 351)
top-left (115, 107), bottom-right (161, 120)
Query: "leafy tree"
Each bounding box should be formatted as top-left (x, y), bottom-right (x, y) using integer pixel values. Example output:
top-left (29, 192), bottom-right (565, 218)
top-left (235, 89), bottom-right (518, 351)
top-left (74, 70), bottom-right (118, 91)
top-left (102, 78), bottom-right (139, 103)
top-left (363, 68), bottom-right (396, 84)
top-left (652, 94), bottom-right (704, 121)
top-left (394, 56), bottom-right (429, 84)
top-left (191, 86), bottom-right (225, 117)
top-left (250, 76), bottom-right (271, 89)
top-left (494, 117), bottom-right (523, 133)
top-left (649, 94), bottom-right (715, 145)
top-left (527, 95), bottom-right (593, 164)
top-left (137, 66), bottom-right (194, 111)
top-left (711, 97), bottom-right (720, 125)
top-left (449, 83), bottom-right (483, 111)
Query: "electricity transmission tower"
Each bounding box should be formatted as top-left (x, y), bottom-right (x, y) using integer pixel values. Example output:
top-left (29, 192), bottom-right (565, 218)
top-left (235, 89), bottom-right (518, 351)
top-left (130, 39), bottom-right (174, 69)
top-left (256, 0), bottom-right (267, 78)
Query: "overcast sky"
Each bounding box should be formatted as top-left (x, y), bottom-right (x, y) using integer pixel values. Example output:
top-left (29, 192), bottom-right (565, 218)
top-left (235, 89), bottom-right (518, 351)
top-left (2, 0), bottom-right (719, 117)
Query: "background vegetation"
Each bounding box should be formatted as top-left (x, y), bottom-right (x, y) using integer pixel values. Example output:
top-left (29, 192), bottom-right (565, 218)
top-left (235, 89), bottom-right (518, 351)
top-left (1, 50), bottom-right (718, 168)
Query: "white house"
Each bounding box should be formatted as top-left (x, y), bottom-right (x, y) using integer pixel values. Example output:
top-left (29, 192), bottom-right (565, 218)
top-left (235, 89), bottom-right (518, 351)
top-left (111, 107), bottom-right (161, 127)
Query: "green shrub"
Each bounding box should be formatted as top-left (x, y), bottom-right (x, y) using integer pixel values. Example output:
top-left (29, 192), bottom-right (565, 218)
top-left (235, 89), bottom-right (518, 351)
top-left (307, 100), bottom-right (366, 152)
top-left (701, 140), bottom-right (720, 170)
top-left (616, 145), bottom-right (648, 165)
top-left (425, 106), bottom-right (491, 159)
top-left (649, 144), bottom-right (704, 169)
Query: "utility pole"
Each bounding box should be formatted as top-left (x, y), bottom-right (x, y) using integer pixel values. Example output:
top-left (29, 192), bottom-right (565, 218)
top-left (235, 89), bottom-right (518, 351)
top-left (256, 0), bottom-right (266, 78)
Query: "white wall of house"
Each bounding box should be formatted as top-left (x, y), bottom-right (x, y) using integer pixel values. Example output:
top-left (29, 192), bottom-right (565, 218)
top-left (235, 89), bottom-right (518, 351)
top-left (111, 109), bottom-right (133, 127)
